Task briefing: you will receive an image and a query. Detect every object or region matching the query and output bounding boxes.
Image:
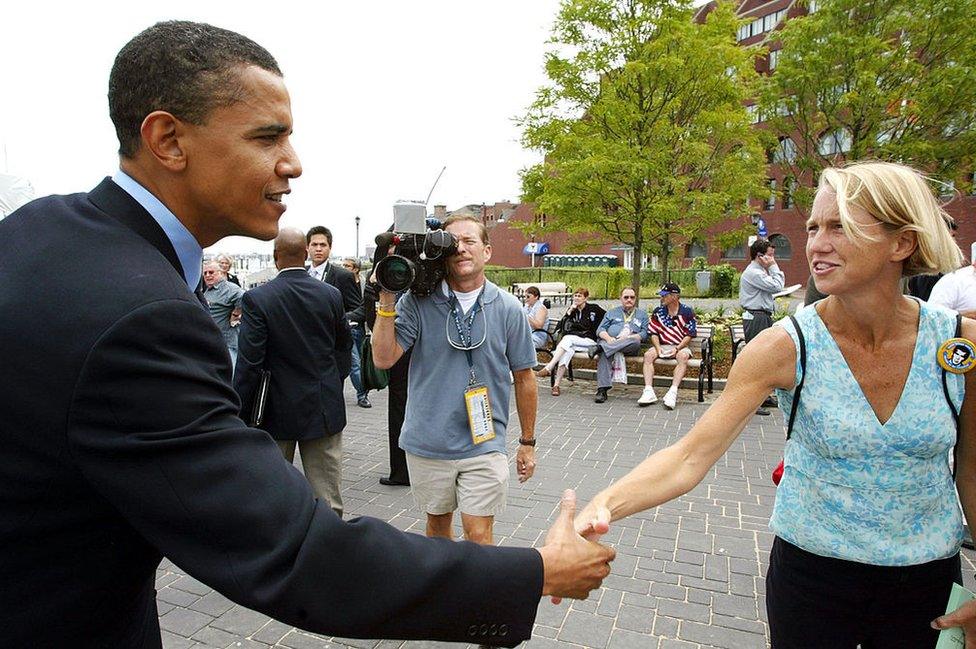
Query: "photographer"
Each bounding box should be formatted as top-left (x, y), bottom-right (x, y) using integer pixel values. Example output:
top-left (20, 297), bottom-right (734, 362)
top-left (371, 215), bottom-right (539, 545)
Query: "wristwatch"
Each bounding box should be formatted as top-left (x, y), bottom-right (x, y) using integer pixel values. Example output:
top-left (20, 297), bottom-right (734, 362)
top-left (518, 437), bottom-right (536, 446)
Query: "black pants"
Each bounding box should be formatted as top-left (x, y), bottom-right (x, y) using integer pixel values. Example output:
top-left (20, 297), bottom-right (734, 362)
top-left (743, 309), bottom-right (773, 344)
top-left (766, 537), bottom-right (961, 648)
top-left (386, 348), bottom-right (411, 483)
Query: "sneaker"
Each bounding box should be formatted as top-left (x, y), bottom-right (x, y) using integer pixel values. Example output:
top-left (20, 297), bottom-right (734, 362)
top-left (357, 396), bottom-right (372, 408)
top-left (755, 408), bottom-right (771, 416)
top-left (663, 388), bottom-right (678, 410)
top-left (637, 387), bottom-right (657, 406)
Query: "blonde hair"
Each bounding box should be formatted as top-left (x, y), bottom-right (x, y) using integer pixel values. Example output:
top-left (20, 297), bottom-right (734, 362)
top-left (818, 161), bottom-right (963, 276)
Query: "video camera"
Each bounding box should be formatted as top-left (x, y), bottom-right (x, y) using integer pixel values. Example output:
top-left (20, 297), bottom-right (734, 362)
top-left (373, 201), bottom-right (458, 297)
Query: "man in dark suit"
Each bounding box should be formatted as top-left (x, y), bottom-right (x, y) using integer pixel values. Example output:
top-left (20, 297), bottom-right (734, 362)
top-left (0, 20), bottom-right (614, 648)
top-left (307, 225), bottom-right (370, 408)
top-left (236, 228), bottom-right (352, 516)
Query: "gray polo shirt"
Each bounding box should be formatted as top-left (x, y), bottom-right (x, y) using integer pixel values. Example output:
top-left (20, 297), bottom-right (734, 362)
top-left (205, 279), bottom-right (244, 350)
top-left (395, 280), bottom-right (537, 460)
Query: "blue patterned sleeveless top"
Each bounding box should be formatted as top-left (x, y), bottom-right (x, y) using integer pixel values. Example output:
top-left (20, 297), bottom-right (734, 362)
top-left (771, 301), bottom-right (965, 566)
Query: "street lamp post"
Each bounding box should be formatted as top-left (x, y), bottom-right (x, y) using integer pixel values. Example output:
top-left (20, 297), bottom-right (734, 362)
top-left (355, 215), bottom-right (360, 259)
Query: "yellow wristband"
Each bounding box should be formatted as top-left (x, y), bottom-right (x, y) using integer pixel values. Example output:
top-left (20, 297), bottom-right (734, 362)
top-left (377, 309), bottom-right (397, 318)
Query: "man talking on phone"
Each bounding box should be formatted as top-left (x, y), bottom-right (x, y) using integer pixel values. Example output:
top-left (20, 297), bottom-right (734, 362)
top-left (738, 239), bottom-right (785, 415)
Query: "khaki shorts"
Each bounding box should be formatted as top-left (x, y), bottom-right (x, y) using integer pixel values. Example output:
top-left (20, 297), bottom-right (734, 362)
top-left (405, 451), bottom-right (509, 517)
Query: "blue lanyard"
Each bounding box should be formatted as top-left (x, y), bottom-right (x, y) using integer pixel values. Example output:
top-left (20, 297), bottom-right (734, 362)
top-left (448, 286), bottom-right (486, 384)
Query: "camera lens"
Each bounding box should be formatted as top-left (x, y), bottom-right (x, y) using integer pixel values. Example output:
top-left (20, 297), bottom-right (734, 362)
top-left (376, 255), bottom-right (416, 293)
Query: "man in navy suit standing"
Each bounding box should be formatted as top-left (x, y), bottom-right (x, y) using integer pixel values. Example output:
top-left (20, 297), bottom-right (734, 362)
top-left (235, 228), bottom-right (352, 517)
top-left (0, 19), bottom-right (615, 648)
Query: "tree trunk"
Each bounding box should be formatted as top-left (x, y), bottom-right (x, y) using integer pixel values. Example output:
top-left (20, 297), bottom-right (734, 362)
top-left (661, 231), bottom-right (671, 284)
top-left (631, 246), bottom-right (643, 308)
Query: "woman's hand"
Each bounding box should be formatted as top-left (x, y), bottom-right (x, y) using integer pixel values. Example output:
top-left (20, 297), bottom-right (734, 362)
top-left (932, 600), bottom-right (976, 647)
top-left (574, 498), bottom-right (611, 542)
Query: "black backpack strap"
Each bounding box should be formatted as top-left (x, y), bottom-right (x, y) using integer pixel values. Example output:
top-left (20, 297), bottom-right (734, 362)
top-left (786, 315), bottom-right (806, 441)
top-left (945, 313), bottom-right (962, 477)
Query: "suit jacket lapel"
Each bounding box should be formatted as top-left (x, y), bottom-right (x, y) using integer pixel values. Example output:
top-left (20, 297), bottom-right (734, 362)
top-left (87, 177), bottom-right (184, 280)
top-left (323, 263), bottom-right (334, 285)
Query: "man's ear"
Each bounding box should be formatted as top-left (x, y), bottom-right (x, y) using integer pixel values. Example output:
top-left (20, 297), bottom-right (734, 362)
top-left (483, 243), bottom-right (492, 264)
top-left (140, 111), bottom-right (187, 172)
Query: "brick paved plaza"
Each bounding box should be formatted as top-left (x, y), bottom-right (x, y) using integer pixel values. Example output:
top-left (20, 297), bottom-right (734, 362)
top-left (157, 378), bottom-right (976, 649)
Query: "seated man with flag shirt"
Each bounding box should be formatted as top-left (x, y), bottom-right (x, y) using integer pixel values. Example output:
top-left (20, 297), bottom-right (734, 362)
top-left (638, 283), bottom-right (697, 410)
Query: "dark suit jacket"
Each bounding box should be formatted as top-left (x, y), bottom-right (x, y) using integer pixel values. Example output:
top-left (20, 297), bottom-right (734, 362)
top-left (320, 261), bottom-right (363, 319)
top-left (0, 178), bottom-right (542, 647)
top-left (235, 269), bottom-right (352, 440)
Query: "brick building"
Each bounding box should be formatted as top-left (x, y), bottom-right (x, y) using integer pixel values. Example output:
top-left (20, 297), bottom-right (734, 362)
top-left (690, 0), bottom-right (976, 284)
top-left (460, 0), bottom-right (975, 280)
top-left (436, 201), bottom-right (624, 268)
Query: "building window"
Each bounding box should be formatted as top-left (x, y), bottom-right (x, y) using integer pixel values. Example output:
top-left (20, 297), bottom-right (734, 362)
top-left (750, 18), bottom-right (763, 37)
top-left (808, 0), bottom-right (819, 12)
top-left (747, 104), bottom-right (761, 124)
top-left (773, 137), bottom-right (797, 164)
top-left (765, 179), bottom-right (777, 211)
top-left (722, 243), bottom-right (748, 260)
top-left (687, 240), bottom-right (708, 259)
top-left (769, 234), bottom-right (792, 260)
top-left (738, 23), bottom-right (751, 41)
top-left (783, 177), bottom-right (796, 209)
top-left (818, 128), bottom-right (852, 156)
top-left (769, 49), bottom-right (781, 71)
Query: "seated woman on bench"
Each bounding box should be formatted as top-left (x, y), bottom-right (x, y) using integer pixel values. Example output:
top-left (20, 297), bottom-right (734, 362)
top-left (537, 287), bottom-right (605, 396)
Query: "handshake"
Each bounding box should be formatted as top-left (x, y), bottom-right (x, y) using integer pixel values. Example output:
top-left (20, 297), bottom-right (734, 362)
top-left (536, 489), bottom-right (615, 601)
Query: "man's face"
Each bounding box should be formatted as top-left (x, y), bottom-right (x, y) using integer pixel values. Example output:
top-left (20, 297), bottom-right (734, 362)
top-left (952, 347), bottom-right (968, 365)
top-left (179, 65), bottom-right (302, 243)
top-left (202, 263), bottom-right (223, 288)
top-left (620, 290), bottom-right (637, 309)
top-left (660, 292), bottom-right (678, 307)
top-left (307, 234), bottom-right (331, 265)
top-left (445, 220), bottom-right (491, 282)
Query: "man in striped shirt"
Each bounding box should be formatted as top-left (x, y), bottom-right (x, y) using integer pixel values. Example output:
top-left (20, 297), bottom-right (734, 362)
top-left (638, 283), bottom-right (697, 409)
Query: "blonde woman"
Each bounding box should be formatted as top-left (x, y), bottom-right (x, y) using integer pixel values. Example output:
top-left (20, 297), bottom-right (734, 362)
top-left (576, 161), bottom-right (976, 647)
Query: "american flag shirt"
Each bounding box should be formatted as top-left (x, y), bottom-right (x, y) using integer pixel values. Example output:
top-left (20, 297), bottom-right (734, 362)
top-left (649, 303), bottom-right (697, 346)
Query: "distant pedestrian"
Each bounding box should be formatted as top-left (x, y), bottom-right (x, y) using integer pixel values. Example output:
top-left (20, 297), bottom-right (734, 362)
top-left (215, 253), bottom-right (241, 287)
top-left (235, 228), bottom-right (352, 517)
top-left (522, 286), bottom-right (550, 349)
top-left (203, 260), bottom-right (244, 369)
top-left (739, 239), bottom-right (785, 415)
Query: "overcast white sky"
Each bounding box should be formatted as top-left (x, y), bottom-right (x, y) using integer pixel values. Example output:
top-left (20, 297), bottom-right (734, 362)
top-left (1, 1), bottom-right (567, 258)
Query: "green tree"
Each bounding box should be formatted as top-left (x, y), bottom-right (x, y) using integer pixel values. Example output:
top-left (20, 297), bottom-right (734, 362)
top-left (760, 0), bottom-right (976, 209)
top-left (519, 0), bottom-right (767, 292)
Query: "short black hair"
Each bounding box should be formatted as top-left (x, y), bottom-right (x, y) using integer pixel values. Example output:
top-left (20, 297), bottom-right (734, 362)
top-left (953, 345), bottom-right (971, 361)
top-left (750, 239), bottom-right (772, 259)
top-left (109, 21), bottom-right (281, 158)
top-left (306, 226), bottom-right (333, 246)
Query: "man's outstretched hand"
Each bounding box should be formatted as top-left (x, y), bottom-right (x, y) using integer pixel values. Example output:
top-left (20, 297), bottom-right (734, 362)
top-left (538, 489), bottom-right (615, 604)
